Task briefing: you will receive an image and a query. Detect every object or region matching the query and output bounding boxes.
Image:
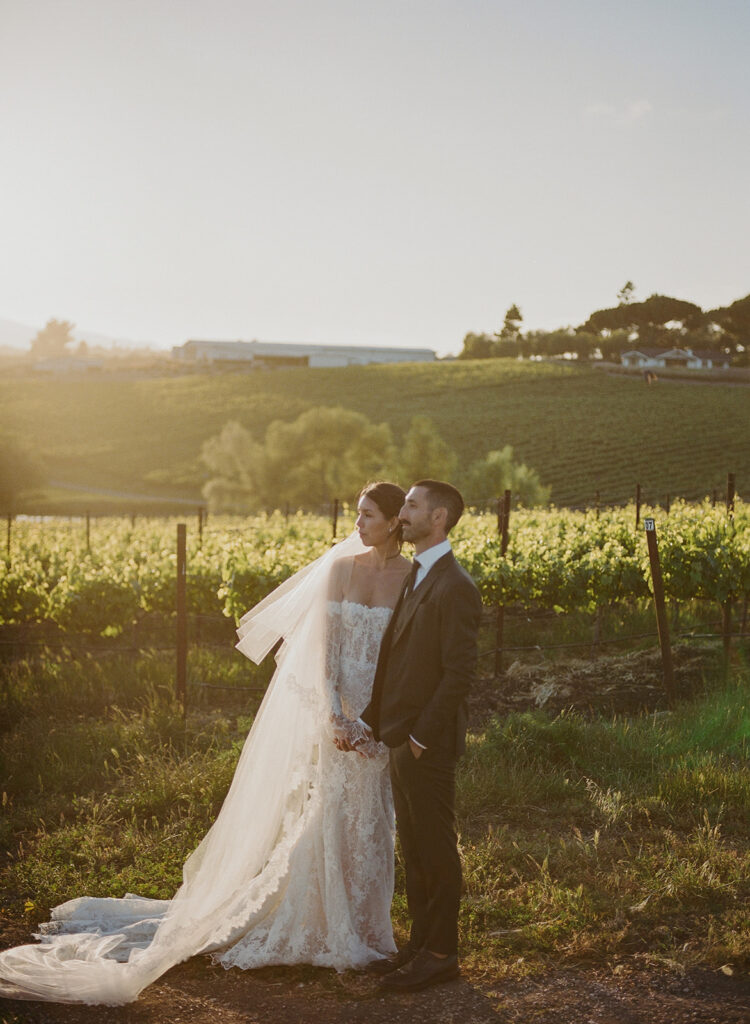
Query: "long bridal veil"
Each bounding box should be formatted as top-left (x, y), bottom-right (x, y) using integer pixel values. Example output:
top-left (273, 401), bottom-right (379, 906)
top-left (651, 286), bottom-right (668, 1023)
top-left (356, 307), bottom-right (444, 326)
top-left (0, 532), bottom-right (367, 1005)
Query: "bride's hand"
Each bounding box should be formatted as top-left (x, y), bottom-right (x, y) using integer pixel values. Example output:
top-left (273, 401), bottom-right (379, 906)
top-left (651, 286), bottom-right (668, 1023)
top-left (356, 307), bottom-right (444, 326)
top-left (329, 713), bottom-right (373, 753)
top-left (353, 737), bottom-right (384, 759)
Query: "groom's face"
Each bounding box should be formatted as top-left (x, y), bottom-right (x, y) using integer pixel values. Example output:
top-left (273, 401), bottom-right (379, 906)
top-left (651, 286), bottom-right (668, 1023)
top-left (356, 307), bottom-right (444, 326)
top-left (399, 486), bottom-right (435, 543)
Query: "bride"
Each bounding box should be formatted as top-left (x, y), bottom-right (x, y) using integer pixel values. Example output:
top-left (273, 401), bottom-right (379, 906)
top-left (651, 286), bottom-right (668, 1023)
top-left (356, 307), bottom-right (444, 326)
top-left (0, 482), bottom-right (411, 1005)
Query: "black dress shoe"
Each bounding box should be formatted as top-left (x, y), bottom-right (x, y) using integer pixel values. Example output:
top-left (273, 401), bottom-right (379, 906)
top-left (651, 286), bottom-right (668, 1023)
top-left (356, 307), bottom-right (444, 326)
top-left (365, 946), bottom-right (419, 976)
top-left (379, 950), bottom-right (460, 991)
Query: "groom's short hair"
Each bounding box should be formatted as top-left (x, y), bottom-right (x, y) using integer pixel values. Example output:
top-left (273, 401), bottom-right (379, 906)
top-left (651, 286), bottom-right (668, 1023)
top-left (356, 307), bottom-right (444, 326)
top-left (413, 479), bottom-right (465, 532)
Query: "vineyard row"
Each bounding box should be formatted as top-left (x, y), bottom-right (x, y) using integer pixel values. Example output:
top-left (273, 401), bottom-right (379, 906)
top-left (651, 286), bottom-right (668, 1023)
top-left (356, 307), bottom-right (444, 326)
top-left (1, 501), bottom-right (748, 639)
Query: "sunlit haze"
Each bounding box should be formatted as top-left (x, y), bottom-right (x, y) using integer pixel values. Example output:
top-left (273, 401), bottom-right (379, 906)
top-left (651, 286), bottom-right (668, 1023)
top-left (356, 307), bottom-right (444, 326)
top-left (1, 0), bottom-right (748, 356)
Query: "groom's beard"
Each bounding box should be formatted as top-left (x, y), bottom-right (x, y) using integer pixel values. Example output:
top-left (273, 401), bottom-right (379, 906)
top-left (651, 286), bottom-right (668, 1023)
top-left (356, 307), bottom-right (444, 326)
top-left (400, 523), bottom-right (428, 544)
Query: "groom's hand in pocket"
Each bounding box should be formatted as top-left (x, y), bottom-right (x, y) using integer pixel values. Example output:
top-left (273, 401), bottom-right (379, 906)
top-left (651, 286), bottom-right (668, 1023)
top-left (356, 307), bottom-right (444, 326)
top-left (409, 737), bottom-right (424, 759)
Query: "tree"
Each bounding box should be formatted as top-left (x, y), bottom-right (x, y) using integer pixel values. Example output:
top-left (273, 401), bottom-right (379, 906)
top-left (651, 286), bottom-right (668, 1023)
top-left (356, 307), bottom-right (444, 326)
top-left (201, 407), bottom-right (396, 512)
top-left (707, 294), bottom-right (750, 353)
top-left (496, 304), bottom-right (523, 344)
top-left (393, 416), bottom-right (458, 484)
top-left (29, 319), bottom-right (76, 361)
top-left (594, 328), bottom-right (635, 361)
top-left (264, 407), bottom-right (395, 508)
top-left (0, 441), bottom-right (44, 511)
top-left (582, 293), bottom-right (703, 345)
top-left (524, 328), bottom-right (585, 359)
top-left (461, 446), bottom-right (550, 508)
top-left (200, 421), bottom-right (265, 512)
top-left (617, 281), bottom-right (636, 305)
top-left (457, 332), bottom-right (496, 360)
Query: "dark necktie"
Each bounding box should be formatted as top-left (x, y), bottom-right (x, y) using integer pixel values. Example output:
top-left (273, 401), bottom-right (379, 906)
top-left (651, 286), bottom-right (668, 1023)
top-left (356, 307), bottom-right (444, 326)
top-left (387, 558), bottom-right (420, 637)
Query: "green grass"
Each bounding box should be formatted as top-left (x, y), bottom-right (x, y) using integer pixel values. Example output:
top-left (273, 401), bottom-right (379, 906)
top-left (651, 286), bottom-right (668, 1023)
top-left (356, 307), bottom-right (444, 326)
top-left (456, 680), bottom-right (750, 972)
top-left (2, 650), bottom-right (750, 975)
top-left (1, 359), bottom-right (747, 509)
top-left (0, 652), bottom-right (265, 906)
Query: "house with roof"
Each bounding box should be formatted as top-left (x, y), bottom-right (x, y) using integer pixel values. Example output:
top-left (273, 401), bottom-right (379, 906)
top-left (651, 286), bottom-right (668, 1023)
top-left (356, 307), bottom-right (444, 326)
top-left (171, 339), bottom-right (436, 369)
top-left (620, 347), bottom-right (731, 370)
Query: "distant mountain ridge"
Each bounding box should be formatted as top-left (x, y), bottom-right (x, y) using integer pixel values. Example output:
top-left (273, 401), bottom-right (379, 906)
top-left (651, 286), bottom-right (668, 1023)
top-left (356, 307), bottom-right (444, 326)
top-left (0, 318), bottom-right (37, 349)
top-left (0, 316), bottom-right (163, 351)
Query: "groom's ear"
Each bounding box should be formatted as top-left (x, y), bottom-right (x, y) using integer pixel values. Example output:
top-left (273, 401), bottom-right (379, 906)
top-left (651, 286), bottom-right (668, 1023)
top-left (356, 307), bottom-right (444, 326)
top-left (432, 505), bottom-right (448, 530)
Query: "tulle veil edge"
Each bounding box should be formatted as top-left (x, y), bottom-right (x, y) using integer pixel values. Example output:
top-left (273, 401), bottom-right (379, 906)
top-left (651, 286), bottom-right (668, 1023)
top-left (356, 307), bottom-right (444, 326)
top-left (0, 532), bottom-right (367, 1005)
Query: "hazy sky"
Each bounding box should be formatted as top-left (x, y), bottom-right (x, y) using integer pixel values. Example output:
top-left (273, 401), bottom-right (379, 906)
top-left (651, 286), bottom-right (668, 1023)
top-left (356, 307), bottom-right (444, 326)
top-left (1, 0), bottom-right (748, 355)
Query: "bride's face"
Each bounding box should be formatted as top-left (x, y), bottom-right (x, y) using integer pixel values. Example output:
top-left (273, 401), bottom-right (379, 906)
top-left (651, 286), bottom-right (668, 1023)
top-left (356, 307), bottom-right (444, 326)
top-left (356, 496), bottom-right (396, 548)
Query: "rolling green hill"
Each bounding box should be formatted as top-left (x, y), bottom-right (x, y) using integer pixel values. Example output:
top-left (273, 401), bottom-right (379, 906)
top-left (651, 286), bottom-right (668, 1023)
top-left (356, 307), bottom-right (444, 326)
top-left (1, 359), bottom-right (747, 511)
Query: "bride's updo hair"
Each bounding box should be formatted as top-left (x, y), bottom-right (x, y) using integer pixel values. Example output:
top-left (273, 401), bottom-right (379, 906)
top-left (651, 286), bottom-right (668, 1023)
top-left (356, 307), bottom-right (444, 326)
top-left (358, 481), bottom-right (406, 544)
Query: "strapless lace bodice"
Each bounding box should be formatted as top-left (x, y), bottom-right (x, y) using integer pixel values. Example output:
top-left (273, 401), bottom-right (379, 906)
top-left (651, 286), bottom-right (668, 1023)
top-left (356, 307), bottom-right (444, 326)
top-left (329, 600), bottom-right (392, 719)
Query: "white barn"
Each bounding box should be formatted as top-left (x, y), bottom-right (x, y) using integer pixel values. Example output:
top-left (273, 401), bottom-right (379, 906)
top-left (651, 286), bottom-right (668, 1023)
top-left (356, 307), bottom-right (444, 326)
top-left (171, 339), bottom-right (436, 368)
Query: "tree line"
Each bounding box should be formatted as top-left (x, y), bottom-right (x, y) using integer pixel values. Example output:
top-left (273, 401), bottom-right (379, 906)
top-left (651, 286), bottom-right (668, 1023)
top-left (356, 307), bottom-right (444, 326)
top-left (458, 284), bottom-right (750, 363)
top-left (200, 407), bottom-right (549, 513)
top-left (16, 319), bottom-right (165, 364)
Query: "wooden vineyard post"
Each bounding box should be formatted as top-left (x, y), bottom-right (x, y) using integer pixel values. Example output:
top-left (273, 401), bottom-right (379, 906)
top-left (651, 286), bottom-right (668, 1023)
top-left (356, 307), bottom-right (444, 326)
top-left (176, 523), bottom-right (187, 716)
top-left (197, 507), bottom-right (204, 549)
top-left (595, 491), bottom-right (600, 519)
top-left (721, 601), bottom-right (733, 676)
top-left (331, 498), bottom-right (339, 543)
top-left (722, 472), bottom-right (736, 673)
top-left (635, 482), bottom-right (642, 531)
top-left (644, 517), bottom-right (676, 706)
top-left (495, 489), bottom-right (512, 676)
top-left (5, 514), bottom-right (11, 566)
top-left (590, 605), bottom-right (603, 656)
top-left (726, 472), bottom-right (736, 519)
top-left (86, 511), bottom-right (91, 553)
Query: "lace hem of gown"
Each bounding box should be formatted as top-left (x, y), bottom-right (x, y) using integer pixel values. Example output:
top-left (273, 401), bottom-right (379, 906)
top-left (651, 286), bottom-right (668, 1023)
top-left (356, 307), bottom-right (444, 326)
top-left (0, 596), bottom-right (396, 1003)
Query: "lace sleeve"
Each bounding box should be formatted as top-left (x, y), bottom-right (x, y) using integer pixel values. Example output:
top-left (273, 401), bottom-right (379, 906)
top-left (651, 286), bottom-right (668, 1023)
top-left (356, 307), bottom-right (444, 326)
top-left (324, 602), bottom-right (373, 750)
top-left (324, 601), bottom-right (344, 720)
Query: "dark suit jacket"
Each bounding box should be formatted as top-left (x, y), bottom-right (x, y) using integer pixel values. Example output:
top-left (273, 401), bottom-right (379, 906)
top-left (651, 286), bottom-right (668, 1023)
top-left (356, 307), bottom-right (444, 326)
top-left (361, 551), bottom-right (482, 756)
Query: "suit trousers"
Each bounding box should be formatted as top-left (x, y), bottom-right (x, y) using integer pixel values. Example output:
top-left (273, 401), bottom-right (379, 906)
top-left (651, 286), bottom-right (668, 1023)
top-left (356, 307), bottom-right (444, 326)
top-left (389, 742), bottom-right (461, 956)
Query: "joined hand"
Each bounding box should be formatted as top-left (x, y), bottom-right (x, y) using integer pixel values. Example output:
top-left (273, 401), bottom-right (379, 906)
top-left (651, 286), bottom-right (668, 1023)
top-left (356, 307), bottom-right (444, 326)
top-left (330, 714), bottom-right (375, 756)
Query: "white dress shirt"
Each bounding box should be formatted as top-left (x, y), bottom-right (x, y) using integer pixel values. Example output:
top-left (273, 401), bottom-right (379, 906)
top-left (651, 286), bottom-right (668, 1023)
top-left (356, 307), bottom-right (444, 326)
top-left (358, 540), bottom-right (454, 751)
top-left (411, 539), bottom-right (452, 589)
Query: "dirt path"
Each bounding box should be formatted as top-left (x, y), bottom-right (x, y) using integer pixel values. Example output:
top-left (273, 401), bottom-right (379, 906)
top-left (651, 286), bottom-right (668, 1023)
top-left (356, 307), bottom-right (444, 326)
top-left (2, 955), bottom-right (750, 1024)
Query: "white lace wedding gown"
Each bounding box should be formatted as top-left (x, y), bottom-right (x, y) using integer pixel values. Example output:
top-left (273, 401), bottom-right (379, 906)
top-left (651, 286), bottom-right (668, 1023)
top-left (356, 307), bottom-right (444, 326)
top-left (0, 576), bottom-right (397, 1004)
top-left (216, 599), bottom-right (395, 970)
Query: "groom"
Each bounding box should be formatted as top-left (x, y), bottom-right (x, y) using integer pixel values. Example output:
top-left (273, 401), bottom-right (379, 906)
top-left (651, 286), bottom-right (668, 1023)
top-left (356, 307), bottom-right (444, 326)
top-left (358, 479), bottom-right (482, 991)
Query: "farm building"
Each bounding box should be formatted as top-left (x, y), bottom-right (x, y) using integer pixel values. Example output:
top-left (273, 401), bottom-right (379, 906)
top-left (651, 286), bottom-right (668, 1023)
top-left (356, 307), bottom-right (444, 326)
top-left (171, 339), bottom-right (436, 369)
top-left (620, 348), bottom-right (731, 370)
